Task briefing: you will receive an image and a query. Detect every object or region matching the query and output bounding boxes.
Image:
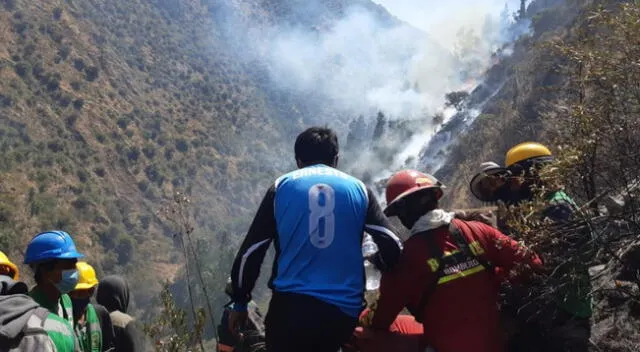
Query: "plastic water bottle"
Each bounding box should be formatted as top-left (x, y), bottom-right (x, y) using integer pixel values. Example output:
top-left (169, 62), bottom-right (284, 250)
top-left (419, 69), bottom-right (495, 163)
top-left (362, 233), bottom-right (381, 291)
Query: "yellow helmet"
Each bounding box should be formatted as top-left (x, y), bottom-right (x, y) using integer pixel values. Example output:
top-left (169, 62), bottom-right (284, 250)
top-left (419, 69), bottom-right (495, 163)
top-left (0, 251), bottom-right (19, 280)
top-left (505, 142), bottom-right (552, 167)
top-left (75, 262), bottom-right (99, 290)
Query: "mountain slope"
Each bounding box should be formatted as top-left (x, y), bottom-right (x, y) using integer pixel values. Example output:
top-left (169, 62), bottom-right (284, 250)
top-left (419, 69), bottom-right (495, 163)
top-left (0, 0), bottom-right (415, 313)
top-left (0, 0), bottom-right (300, 306)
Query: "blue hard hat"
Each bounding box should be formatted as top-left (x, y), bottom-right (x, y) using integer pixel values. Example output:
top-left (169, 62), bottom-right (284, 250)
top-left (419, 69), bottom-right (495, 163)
top-left (24, 231), bottom-right (85, 265)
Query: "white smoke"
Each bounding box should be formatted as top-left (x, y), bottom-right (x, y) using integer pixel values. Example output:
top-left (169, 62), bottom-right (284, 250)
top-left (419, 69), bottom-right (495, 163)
top-left (250, 6), bottom-right (437, 119)
top-left (249, 0), bottom-right (523, 118)
top-left (224, 0), bottom-right (529, 178)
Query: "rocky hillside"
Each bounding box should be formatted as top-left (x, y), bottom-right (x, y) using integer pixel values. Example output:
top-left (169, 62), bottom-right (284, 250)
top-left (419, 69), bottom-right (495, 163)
top-left (430, 1), bottom-right (640, 350)
top-left (340, 1), bottom-right (640, 350)
top-left (0, 0), bottom-right (274, 308)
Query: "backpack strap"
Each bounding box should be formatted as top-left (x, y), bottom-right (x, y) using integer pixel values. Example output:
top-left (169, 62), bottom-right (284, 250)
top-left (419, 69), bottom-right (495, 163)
top-left (412, 229), bottom-right (445, 324)
top-left (21, 307), bottom-right (50, 336)
top-left (450, 220), bottom-right (494, 273)
top-left (33, 307), bottom-right (50, 328)
top-left (412, 221), bottom-right (493, 323)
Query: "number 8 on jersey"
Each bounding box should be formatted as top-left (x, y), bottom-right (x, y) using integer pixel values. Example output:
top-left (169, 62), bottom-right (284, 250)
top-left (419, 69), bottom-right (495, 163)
top-left (309, 184), bottom-right (336, 249)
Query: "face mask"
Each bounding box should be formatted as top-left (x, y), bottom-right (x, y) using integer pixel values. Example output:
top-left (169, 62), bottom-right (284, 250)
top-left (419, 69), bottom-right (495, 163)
top-left (71, 297), bottom-right (91, 317)
top-left (54, 269), bottom-right (79, 294)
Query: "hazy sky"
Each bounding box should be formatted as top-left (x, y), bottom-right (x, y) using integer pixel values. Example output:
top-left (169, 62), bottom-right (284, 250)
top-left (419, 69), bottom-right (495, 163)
top-left (372, 0), bottom-right (522, 32)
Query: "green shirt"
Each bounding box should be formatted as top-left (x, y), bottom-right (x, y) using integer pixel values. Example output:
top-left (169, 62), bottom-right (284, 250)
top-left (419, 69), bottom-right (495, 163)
top-left (75, 303), bottom-right (102, 352)
top-left (545, 191), bottom-right (593, 318)
top-left (30, 287), bottom-right (80, 352)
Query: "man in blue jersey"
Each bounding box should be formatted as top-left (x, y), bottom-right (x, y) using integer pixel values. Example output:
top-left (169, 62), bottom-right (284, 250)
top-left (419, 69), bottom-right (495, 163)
top-left (227, 127), bottom-right (403, 352)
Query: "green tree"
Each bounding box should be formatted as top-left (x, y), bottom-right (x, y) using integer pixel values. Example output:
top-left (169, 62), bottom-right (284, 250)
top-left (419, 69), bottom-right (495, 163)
top-left (144, 283), bottom-right (206, 352)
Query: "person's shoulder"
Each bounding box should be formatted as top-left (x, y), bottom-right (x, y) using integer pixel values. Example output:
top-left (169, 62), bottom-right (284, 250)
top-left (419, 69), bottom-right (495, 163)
top-left (44, 310), bottom-right (68, 323)
top-left (548, 190), bottom-right (577, 206)
top-left (92, 303), bottom-right (110, 316)
top-left (110, 310), bottom-right (134, 326)
top-left (42, 310), bottom-right (74, 334)
top-left (307, 166), bottom-right (366, 188)
top-left (60, 293), bottom-right (72, 306)
top-left (276, 166), bottom-right (367, 190)
top-left (274, 169), bottom-right (297, 188)
top-left (452, 218), bottom-right (499, 239)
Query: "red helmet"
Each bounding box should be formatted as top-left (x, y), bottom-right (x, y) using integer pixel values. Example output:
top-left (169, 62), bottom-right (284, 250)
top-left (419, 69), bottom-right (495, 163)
top-left (384, 170), bottom-right (444, 216)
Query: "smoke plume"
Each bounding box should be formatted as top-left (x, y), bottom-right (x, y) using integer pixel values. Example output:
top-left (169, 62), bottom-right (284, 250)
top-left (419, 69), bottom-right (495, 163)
top-left (219, 0), bottom-right (530, 182)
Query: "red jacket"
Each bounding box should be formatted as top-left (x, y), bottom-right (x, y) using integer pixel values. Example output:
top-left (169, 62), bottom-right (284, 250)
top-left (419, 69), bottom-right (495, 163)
top-left (371, 219), bottom-right (543, 352)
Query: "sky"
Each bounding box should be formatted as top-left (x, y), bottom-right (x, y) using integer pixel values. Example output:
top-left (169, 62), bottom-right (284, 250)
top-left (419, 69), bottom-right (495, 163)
top-left (372, 0), bottom-right (522, 37)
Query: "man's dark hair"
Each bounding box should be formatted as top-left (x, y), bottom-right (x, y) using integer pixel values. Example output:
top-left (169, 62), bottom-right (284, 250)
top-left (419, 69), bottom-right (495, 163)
top-left (294, 127), bottom-right (339, 166)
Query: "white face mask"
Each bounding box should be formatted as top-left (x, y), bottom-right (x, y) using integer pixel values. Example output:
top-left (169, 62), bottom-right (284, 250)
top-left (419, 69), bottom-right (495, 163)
top-left (410, 209), bottom-right (455, 234)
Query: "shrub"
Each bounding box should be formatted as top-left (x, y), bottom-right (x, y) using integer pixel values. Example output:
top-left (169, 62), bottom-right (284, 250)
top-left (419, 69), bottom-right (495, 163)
top-left (432, 113), bottom-right (444, 125)
top-left (47, 209), bottom-right (74, 230)
top-left (145, 164), bottom-right (164, 185)
top-left (13, 22), bottom-right (28, 35)
top-left (73, 58), bottom-right (85, 71)
top-left (14, 61), bottom-right (30, 78)
top-left (73, 98), bottom-right (84, 110)
top-left (52, 7), bottom-right (62, 20)
top-left (175, 138), bottom-right (189, 153)
top-left (72, 196), bottom-right (90, 209)
top-left (99, 225), bottom-right (121, 249)
top-left (95, 133), bottom-right (106, 144)
top-left (444, 90), bottom-right (470, 110)
top-left (142, 144), bottom-right (155, 159)
top-left (76, 170), bottom-right (88, 183)
top-left (46, 74), bottom-right (61, 91)
top-left (0, 94), bottom-right (14, 108)
top-left (164, 147), bottom-right (174, 161)
top-left (70, 81), bottom-right (82, 91)
top-left (3, 0), bottom-right (16, 11)
top-left (127, 146), bottom-right (140, 162)
top-left (65, 114), bottom-right (78, 127)
top-left (31, 61), bottom-right (44, 79)
top-left (57, 94), bottom-right (72, 107)
top-left (94, 167), bottom-right (105, 177)
top-left (171, 177), bottom-right (183, 187)
top-left (140, 214), bottom-right (151, 230)
top-left (143, 284), bottom-right (206, 351)
top-left (137, 180), bottom-right (149, 192)
top-left (0, 205), bottom-right (13, 223)
top-left (85, 66), bottom-right (99, 81)
top-left (117, 116), bottom-right (131, 129)
top-left (105, 203), bottom-right (123, 224)
top-left (47, 141), bottom-right (64, 152)
top-left (29, 194), bottom-right (56, 217)
top-left (58, 44), bottom-right (70, 60)
top-left (117, 235), bottom-right (134, 264)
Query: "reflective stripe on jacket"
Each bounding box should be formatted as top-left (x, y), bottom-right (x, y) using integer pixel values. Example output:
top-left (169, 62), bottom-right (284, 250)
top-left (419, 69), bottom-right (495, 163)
top-left (30, 288), bottom-right (81, 352)
top-left (76, 304), bottom-right (102, 352)
top-left (371, 219), bottom-right (543, 352)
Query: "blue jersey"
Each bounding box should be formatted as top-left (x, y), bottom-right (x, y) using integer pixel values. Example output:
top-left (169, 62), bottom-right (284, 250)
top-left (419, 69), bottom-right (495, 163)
top-left (230, 164), bottom-right (402, 317)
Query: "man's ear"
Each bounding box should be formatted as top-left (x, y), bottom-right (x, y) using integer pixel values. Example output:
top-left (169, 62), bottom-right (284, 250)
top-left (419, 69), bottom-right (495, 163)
top-left (333, 155), bottom-right (339, 168)
top-left (296, 158), bottom-right (303, 169)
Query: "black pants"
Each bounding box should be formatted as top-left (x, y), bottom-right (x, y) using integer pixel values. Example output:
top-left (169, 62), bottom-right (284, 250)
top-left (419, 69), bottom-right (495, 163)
top-left (265, 292), bottom-right (357, 352)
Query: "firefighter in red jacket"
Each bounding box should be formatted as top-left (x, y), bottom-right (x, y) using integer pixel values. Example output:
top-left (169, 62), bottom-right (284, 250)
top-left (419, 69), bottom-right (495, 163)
top-left (356, 170), bottom-right (543, 352)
